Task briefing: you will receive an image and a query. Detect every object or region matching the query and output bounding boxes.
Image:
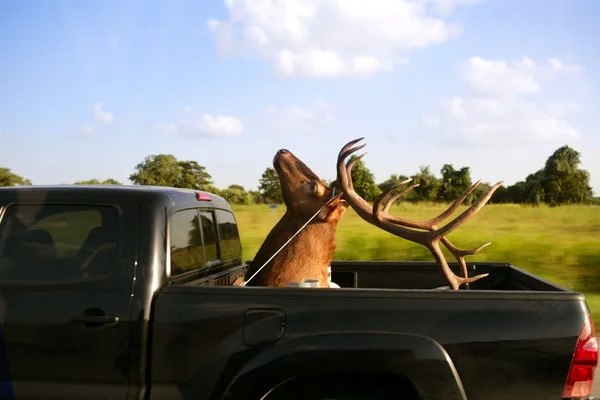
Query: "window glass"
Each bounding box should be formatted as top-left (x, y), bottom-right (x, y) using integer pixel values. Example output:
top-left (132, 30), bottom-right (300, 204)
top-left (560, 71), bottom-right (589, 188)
top-left (216, 210), bottom-right (242, 261)
top-left (0, 204), bottom-right (119, 282)
top-left (170, 209), bottom-right (204, 276)
top-left (199, 210), bottom-right (218, 262)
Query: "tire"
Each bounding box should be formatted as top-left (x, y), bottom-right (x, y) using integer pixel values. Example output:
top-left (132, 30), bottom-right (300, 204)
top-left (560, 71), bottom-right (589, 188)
top-left (262, 372), bottom-right (419, 400)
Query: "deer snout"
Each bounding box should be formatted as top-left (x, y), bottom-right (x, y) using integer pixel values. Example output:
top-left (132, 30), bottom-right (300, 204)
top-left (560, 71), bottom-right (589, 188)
top-left (274, 149), bottom-right (290, 168)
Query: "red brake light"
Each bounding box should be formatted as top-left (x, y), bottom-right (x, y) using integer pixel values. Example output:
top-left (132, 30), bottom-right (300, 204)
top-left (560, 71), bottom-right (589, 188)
top-left (196, 193), bottom-right (212, 201)
top-left (562, 315), bottom-right (598, 398)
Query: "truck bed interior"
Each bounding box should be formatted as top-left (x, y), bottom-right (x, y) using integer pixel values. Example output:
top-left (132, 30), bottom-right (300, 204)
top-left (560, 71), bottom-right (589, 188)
top-left (195, 260), bottom-right (574, 293)
top-left (328, 260), bottom-right (573, 292)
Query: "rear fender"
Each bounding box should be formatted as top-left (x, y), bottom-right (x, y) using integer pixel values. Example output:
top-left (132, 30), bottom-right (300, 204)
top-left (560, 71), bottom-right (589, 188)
top-left (221, 333), bottom-right (467, 400)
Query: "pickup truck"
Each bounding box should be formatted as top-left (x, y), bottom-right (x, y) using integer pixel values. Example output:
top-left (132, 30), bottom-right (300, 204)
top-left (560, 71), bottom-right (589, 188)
top-left (0, 184), bottom-right (596, 400)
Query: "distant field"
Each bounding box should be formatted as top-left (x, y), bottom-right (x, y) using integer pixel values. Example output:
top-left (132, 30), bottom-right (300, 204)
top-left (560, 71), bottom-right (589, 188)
top-left (232, 203), bottom-right (600, 319)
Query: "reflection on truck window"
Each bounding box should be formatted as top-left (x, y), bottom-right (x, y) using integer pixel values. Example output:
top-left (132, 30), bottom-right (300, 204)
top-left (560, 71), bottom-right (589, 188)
top-left (216, 210), bottom-right (241, 261)
top-left (199, 211), bottom-right (218, 263)
top-left (170, 209), bottom-right (204, 276)
top-left (0, 204), bottom-right (119, 282)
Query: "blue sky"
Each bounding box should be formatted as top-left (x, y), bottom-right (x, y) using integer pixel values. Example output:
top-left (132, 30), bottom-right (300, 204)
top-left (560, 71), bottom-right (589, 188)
top-left (1, 0), bottom-right (599, 194)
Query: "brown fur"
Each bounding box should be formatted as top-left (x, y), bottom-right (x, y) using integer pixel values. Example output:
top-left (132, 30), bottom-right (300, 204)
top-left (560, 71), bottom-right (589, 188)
top-left (244, 149), bottom-right (348, 287)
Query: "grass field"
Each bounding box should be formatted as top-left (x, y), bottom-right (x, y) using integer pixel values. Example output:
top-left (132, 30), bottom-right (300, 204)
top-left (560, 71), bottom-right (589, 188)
top-left (232, 203), bottom-right (600, 319)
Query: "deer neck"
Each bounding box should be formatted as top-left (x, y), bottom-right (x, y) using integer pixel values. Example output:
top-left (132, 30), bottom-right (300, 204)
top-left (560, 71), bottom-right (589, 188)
top-left (245, 210), bottom-right (338, 287)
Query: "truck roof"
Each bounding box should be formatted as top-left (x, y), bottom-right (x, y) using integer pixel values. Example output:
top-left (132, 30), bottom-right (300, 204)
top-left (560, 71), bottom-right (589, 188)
top-left (0, 184), bottom-right (233, 211)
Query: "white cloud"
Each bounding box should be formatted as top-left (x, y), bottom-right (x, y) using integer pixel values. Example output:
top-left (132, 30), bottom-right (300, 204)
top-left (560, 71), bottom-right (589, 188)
top-left (190, 114), bottom-right (244, 137)
top-left (434, 97), bottom-right (579, 145)
top-left (71, 124), bottom-right (93, 140)
top-left (461, 56), bottom-right (581, 98)
top-left (156, 113), bottom-right (244, 138)
top-left (422, 114), bottom-right (441, 127)
top-left (207, 0), bottom-right (480, 78)
top-left (264, 99), bottom-right (333, 132)
top-left (156, 123), bottom-right (178, 135)
top-left (93, 103), bottom-right (114, 124)
top-left (424, 56), bottom-right (583, 147)
top-left (423, 0), bottom-right (484, 15)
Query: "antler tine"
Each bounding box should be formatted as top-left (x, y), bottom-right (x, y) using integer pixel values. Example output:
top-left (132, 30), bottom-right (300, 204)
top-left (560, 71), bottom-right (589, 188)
top-left (373, 179), bottom-right (415, 215)
top-left (336, 139), bottom-right (373, 213)
top-left (374, 181), bottom-right (419, 222)
top-left (345, 152), bottom-right (367, 192)
top-left (380, 179), bottom-right (483, 231)
top-left (442, 240), bottom-right (491, 285)
top-left (337, 138), bottom-right (498, 290)
top-left (377, 178), bottom-right (504, 288)
top-left (382, 182), bottom-right (419, 214)
top-left (374, 179), bottom-right (498, 288)
top-left (427, 181), bottom-right (504, 242)
top-left (373, 178), bottom-right (502, 290)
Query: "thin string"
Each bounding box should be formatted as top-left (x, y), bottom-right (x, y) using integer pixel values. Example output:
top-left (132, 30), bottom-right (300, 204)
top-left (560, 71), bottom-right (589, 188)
top-left (241, 187), bottom-right (337, 287)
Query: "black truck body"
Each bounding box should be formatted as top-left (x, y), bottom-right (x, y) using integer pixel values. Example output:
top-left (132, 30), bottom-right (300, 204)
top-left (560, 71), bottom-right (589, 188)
top-left (0, 185), bottom-right (595, 400)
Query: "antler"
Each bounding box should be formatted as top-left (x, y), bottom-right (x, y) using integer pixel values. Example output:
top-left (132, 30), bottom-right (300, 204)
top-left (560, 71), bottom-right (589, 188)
top-left (337, 137), bottom-right (503, 290)
top-left (374, 177), bottom-right (492, 289)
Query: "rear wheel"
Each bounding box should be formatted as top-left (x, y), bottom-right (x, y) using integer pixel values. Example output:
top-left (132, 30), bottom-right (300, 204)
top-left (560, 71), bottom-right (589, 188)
top-left (262, 372), bottom-right (420, 400)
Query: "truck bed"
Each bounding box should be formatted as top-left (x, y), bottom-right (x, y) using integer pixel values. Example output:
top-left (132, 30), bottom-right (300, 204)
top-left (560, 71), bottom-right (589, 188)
top-left (328, 260), bottom-right (574, 292)
top-left (150, 260), bottom-right (588, 400)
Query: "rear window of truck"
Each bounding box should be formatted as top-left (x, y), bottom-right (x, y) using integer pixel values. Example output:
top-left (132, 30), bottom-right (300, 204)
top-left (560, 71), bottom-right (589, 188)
top-left (170, 208), bottom-right (241, 277)
top-left (0, 204), bottom-right (119, 282)
top-left (215, 209), bottom-right (241, 262)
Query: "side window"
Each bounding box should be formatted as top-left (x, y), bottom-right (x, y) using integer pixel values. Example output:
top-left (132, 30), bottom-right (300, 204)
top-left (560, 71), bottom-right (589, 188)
top-left (0, 204), bottom-right (119, 282)
top-left (170, 209), bottom-right (204, 276)
top-left (199, 210), bottom-right (218, 263)
top-left (216, 210), bottom-right (242, 261)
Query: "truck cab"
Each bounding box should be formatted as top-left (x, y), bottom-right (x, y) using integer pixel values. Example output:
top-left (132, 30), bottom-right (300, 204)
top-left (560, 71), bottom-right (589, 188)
top-left (0, 185), bottom-right (244, 399)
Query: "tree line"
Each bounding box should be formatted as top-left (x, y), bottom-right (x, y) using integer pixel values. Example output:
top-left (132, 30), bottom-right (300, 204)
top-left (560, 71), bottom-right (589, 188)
top-left (1, 145), bottom-right (596, 206)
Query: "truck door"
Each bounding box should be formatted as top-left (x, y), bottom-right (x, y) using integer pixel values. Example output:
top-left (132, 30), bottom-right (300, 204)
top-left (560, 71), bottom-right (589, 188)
top-left (0, 199), bottom-right (138, 399)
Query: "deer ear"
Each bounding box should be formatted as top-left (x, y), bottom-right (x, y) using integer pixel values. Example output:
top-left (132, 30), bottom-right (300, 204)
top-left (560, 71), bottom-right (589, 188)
top-left (318, 193), bottom-right (349, 221)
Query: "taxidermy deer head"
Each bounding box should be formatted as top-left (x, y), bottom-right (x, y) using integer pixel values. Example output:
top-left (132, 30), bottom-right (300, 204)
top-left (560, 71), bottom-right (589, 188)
top-left (244, 148), bottom-right (348, 287)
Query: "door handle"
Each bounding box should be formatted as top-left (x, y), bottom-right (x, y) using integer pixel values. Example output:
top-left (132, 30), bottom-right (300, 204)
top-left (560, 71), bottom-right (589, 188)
top-left (72, 308), bottom-right (119, 328)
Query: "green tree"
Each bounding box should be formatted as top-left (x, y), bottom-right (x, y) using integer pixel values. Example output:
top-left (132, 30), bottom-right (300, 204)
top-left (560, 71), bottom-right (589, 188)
top-left (0, 168), bottom-right (31, 187)
top-left (342, 155), bottom-right (382, 202)
top-left (438, 164), bottom-right (473, 203)
top-left (248, 190), bottom-right (265, 204)
top-left (221, 184), bottom-right (253, 205)
top-left (129, 154), bottom-right (213, 190)
top-left (378, 174), bottom-right (410, 193)
top-left (177, 160), bottom-right (213, 190)
top-left (471, 181), bottom-right (493, 203)
top-left (409, 165), bottom-right (440, 202)
top-left (258, 167), bottom-right (283, 204)
top-left (503, 181), bottom-right (527, 204)
top-left (541, 145), bottom-right (593, 205)
top-left (490, 184), bottom-right (509, 203)
top-left (228, 184), bottom-right (246, 191)
top-left (376, 174), bottom-right (412, 205)
top-left (524, 170), bottom-right (545, 206)
top-left (491, 145), bottom-right (593, 205)
top-left (202, 184), bottom-right (222, 196)
top-left (75, 178), bottom-right (122, 185)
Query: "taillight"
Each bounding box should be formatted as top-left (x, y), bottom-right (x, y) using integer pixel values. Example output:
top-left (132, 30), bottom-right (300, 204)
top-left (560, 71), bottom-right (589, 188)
top-left (562, 315), bottom-right (598, 398)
